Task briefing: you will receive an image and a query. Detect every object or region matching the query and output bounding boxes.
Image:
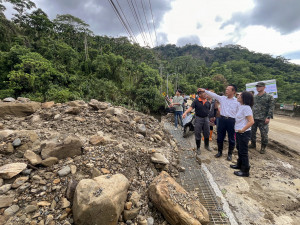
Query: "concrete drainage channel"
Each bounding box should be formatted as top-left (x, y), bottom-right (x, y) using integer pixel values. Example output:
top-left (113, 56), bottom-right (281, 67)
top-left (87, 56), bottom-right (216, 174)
top-left (165, 122), bottom-right (236, 225)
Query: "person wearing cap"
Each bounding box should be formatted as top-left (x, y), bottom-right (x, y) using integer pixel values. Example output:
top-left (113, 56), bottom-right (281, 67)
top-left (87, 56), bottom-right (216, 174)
top-left (170, 89), bottom-right (184, 130)
top-left (199, 85), bottom-right (239, 161)
top-left (249, 82), bottom-right (275, 154)
top-left (183, 88), bottom-right (212, 156)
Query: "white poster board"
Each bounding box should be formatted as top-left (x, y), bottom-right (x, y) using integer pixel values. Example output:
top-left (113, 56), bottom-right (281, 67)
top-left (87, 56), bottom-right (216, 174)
top-left (246, 79), bottom-right (278, 98)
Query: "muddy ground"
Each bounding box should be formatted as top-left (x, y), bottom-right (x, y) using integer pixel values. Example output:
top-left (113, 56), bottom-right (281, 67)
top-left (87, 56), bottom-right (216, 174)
top-left (180, 114), bottom-right (300, 225)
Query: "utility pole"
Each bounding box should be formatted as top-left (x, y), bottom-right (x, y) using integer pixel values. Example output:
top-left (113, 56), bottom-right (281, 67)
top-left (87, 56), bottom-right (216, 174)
top-left (159, 64), bottom-right (163, 94)
top-left (167, 73), bottom-right (169, 97)
top-left (84, 34), bottom-right (89, 61)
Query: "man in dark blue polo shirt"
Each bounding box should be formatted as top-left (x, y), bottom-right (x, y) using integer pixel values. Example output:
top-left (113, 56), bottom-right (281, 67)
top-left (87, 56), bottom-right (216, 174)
top-left (183, 89), bottom-right (212, 155)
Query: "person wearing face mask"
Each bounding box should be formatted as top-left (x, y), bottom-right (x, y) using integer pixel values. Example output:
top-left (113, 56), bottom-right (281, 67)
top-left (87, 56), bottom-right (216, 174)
top-left (230, 91), bottom-right (254, 177)
top-left (199, 85), bottom-right (239, 161)
top-left (183, 89), bottom-right (211, 156)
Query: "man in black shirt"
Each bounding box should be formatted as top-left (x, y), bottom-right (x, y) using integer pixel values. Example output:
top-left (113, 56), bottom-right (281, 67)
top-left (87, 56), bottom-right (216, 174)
top-left (183, 89), bottom-right (212, 155)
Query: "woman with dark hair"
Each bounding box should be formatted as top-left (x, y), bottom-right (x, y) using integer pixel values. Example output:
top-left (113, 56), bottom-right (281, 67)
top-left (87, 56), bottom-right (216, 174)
top-left (230, 91), bottom-right (254, 177)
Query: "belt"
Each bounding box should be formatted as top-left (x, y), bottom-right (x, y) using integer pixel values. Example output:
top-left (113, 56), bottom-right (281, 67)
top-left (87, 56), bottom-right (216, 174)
top-left (196, 115), bottom-right (208, 118)
top-left (221, 115), bottom-right (235, 120)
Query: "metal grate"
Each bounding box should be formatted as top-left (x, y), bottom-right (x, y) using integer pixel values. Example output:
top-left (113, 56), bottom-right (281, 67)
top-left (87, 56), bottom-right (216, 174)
top-left (179, 150), bottom-right (230, 225)
top-left (165, 122), bottom-right (230, 225)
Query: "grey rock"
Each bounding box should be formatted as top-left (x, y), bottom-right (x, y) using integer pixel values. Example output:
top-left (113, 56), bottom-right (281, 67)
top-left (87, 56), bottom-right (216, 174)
top-left (25, 205), bottom-right (38, 213)
top-left (4, 204), bottom-right (19, 216)
top-left (12, 138), bottom-right (21, 147)
top-left (3, 97), bottom-right (15, 102)
top-left (147, 217), bottom-right (154, 225)
top-left (58, 166), bottom-right (71, 176)
top-left (150, 153), bottom-right (169, 165)
top-left (137, 124), bottom-right (147, 135)
top-left (0, 184), bottom-right (12, 194)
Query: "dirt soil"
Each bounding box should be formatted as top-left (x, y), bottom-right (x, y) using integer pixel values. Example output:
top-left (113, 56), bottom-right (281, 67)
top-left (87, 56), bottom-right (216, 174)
top-left (182, 114), bottom-right (300, 225)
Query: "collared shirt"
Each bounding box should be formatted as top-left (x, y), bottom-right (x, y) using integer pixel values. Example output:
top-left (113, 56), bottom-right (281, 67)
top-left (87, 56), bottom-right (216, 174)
top-left (205, 90), bottom-right (239, 118)
top-left (172, 96), bottom-right (184, 111)
top-left (235, 105), bottom-right (253, 131)
top-left (191, 98), bottom-right (211, 118)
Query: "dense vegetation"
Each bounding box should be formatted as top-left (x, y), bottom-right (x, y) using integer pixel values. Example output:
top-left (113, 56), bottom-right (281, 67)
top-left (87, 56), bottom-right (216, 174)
top-left (1, 0), bottom-right (299, 113)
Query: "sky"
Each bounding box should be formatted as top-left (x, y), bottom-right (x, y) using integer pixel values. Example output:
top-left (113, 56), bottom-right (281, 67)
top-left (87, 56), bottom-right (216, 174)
top-left (3, 0), bottom-right (300, 65)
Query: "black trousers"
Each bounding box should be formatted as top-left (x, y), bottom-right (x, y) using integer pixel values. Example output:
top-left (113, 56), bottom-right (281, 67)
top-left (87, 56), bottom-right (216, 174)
top-left (217, 117), bottom-right (235, 148)
top-left (236, 131), bottom-right (251, 168)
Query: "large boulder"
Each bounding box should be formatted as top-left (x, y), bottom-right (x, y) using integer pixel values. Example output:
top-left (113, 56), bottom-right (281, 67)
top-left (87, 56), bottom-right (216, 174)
top-left (148, 171), bottom-right (210, 225)
top-left (0, 102), bottom-right (41, 117)
top-left (41, 135), bottom-right (83, 159)
top-left (0, 163), bottom-right (27, 179)
top-left (88, 99), bottom-right (109, 110)
top-left (73, 174), bottom-right (129, 225)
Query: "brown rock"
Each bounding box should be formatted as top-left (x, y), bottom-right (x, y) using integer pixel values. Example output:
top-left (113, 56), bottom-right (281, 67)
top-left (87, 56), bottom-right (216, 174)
top-left (123, 207), bottom-right (140, 221)
top-left (73, 174), bottom-right (129, 225)
top-left (0, 196), bottom-right (14, 208)
top-left (61, 198), bottom-right (70, 209)
top-left (0, 162), bottom-right (27, 179)
top-left (68, 100), bottom-right (87, 107)
top-left (37, 201), bottom-right (51, 207)
top-left (89, 99), bottom-right (109, 110)
top-left (65, 107), bottom-right (81, 115)
top-left (12, 176), bottom-right (29, 188)
top-left (41, 135), bottom-right (83, 159)
top-left (89, 135), bottom-right (105, 146)
top-left (24, 150), bottom-right (42, 165)
top-left (148, 171), bottom-right (210, 225)
top-left (129, 192), bottom-right (141, 206)
top-left (42, 101), bottom-right (55, 109)
top-left (41, 157), bottom-right (59, 167)
top-left (74, 117), bottom-right (86, 122)
top-left (124, 201), bottom-right (132, 210)
top-left (0, 102), bottom-right (41, 117)
top-left (0, 142), bottom-right (14, 154)
top-left (100, 168), bottom-right (110, 174)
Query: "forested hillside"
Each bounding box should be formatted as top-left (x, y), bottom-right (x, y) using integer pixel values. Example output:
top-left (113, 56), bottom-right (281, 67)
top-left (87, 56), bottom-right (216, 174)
top-left (1, 0), bottom-right (299, 113)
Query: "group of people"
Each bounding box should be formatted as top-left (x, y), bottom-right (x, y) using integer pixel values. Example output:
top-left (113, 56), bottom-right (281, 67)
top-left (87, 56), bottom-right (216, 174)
top-left (170, 82), bottom-right (274, 177)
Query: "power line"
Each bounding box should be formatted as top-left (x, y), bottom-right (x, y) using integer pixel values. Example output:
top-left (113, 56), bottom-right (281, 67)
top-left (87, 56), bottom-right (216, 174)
top-left (133, 0), bottom-right (151, 47)
top-left (148, 0), bottom-right (158, 46)
top-left (127, 0), bottom-right (147, 46)
top-left (115, 0), bottom-right (138, 43)
top-left (140, 0), bottom-right (154, 48)
top-left (107, 0), bottom-right (136, 43)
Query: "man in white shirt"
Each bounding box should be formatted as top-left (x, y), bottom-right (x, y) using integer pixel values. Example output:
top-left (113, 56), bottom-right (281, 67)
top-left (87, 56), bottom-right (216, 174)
top-left (199, 85), bottom-right (239, 161)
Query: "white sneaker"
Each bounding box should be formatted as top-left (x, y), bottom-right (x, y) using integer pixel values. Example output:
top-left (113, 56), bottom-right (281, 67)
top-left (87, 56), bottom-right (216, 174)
top-left (174, 128), bottom-right (178, 130)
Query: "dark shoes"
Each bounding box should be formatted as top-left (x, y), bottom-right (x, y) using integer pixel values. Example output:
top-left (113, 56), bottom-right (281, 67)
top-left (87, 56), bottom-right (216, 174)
top-left (234, 170), bottom-right (249, 177)
top-left (227, 154), bottom-right (232, 161)
top-left (196, 147), bottom-right (201, 155)
top-left (230, 164), bottom-right (241, 169)
top-left (234, 166), bottom-right (250, 177)
top-left (215, 152), bottom-right (222, 158)
top-left (204, 138), bottom-right (212, 151)
top-left (205, 145), bottom-right (212, 151)
top-left (260, 145), bottom-right (266, 154)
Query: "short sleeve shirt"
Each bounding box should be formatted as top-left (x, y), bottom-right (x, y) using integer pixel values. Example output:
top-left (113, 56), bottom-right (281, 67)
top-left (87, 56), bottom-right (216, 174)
top-left (191, 99), bottom-right (211, 117)
top-left (235, 105), bottom-right (253, 131)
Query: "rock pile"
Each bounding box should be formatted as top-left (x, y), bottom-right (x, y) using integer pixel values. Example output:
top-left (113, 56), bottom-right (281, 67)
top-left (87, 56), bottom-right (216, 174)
top-left (0, 98), bottom-right (209, 225)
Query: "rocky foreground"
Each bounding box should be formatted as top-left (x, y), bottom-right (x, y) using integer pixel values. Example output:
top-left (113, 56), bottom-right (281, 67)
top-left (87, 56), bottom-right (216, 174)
top-left (0, 98), bottom-right (209, 225)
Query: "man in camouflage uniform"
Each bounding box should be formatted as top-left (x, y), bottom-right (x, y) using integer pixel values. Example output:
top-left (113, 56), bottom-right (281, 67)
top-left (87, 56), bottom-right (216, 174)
top-left (249, 82), bottom-right (275, 154)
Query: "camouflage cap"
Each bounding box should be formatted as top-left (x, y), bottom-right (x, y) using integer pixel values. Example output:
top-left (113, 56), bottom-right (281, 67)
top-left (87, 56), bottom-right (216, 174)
top-left (256, 82), bottom-right (266, 87)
